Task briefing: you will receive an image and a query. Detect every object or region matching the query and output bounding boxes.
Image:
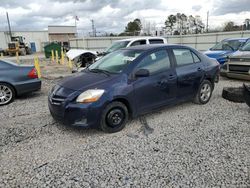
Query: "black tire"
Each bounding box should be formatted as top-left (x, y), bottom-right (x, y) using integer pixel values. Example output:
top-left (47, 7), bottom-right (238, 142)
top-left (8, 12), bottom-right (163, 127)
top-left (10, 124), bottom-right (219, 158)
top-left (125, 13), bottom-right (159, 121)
top-left (100, 101), bottom-right (129, 133)
top-left (243, 84), bottom-right (250, 107)
top-left (0, 83), bottom-right (15, 106)
top-left (194, 80), bottom-right (213, 104)
top-left (222, 87), bottom-right (245, 103)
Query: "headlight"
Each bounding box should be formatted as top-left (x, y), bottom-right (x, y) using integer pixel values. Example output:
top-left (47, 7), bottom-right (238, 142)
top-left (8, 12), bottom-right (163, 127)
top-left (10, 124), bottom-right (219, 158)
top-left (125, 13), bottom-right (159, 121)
top-left (76, 89), bottom-right (104, 103)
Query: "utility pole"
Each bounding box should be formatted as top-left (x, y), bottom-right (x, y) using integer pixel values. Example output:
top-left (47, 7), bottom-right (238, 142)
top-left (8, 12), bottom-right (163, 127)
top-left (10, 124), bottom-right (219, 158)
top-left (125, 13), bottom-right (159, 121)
top-left (91, 19), bottom-right (96, 37)
top-left (6, 12), bottom-right (12, 39)
top-left (206, 11), bottom-right (209, 33)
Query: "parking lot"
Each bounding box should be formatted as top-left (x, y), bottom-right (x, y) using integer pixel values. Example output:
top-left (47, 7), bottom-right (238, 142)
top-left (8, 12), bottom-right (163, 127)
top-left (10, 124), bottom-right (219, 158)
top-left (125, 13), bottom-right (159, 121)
top-left (0, 57), bottom-right (249, 187)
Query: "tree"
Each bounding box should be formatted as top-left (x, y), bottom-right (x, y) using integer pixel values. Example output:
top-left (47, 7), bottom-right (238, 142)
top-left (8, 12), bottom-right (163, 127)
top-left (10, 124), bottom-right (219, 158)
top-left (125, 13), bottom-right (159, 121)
top-left (223, 21), bottom-right (243, 31)
top-left (125, 18), bottom-right (142, 36)
top-left (165, 15), bottom-right (176, 34)
top-left (223, 21), bottom-right (235, 31)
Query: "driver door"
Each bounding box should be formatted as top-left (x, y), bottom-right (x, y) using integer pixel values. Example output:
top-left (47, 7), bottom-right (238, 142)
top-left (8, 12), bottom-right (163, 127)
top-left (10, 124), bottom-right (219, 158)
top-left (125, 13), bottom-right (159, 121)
top-left (132, 49), bottom-right (177, 114)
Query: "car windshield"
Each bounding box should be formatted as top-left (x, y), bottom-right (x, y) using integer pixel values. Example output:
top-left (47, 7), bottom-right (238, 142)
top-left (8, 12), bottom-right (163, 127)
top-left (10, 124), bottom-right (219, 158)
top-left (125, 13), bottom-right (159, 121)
top-left (88, 49), bottom-right (143, 74)
top-left (240, 41), bottom-right (250, 51)
top-left (105, 41), bottom-right (130, 53)
top-left (210, 40), bottom-right (245, 51)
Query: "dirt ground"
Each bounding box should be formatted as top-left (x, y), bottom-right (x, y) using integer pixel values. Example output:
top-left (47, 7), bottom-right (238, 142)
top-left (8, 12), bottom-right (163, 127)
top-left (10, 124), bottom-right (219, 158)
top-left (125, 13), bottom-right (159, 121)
top-left (0, 55), bottom-right (250, 187)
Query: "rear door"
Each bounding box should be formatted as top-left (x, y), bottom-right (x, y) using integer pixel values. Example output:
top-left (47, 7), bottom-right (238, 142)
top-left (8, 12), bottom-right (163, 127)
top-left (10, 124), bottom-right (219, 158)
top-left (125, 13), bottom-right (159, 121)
top-left (171, 48), bottom-right (205, 100)
top-left (132, 49), bottom-right (177, 114)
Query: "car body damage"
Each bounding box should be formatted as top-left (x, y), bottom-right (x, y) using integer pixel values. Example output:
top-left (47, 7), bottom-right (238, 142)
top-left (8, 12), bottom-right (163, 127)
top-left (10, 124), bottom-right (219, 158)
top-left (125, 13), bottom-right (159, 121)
top-left (66, 49), bottom-right (97, 68)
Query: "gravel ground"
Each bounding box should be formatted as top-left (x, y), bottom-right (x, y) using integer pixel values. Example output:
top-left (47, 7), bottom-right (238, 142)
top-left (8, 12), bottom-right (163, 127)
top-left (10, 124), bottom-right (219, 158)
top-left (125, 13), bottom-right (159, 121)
top-left (0, 77), bottom-right (250, 187)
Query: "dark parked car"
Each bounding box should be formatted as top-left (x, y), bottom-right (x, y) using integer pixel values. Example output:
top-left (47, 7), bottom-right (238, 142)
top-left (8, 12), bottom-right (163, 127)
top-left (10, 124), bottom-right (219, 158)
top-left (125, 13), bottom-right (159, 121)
top-left (49, 44), bottom-right (220, 133)
top-left (0, 60), bottom-right (41, 106)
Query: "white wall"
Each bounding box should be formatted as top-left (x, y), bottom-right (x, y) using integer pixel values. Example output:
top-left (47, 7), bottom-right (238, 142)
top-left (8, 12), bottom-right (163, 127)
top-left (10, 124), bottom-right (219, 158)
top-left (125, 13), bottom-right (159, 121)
top-left (0, 32), bottom-right (8, 49)
top-left (69, 31), bottom-right (250, 51)
top-left (166, 31), bottom-right (250, 51)
top-left (0, 31), bottom-right (49, 52)
top-left (48, 26), bottom-right (76, 34)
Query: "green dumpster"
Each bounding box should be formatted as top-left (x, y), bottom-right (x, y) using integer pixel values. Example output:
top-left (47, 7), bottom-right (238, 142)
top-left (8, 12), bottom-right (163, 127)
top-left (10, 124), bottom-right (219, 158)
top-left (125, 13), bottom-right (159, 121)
top-left (44, 42), bottom-right (62, 58)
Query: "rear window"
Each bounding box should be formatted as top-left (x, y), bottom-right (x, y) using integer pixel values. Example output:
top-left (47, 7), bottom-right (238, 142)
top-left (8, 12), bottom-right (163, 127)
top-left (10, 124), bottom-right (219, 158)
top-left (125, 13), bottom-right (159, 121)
top-left (149, 39), bottom-right (164, 44)
top-left (173, 49), bottom-right (194, 66)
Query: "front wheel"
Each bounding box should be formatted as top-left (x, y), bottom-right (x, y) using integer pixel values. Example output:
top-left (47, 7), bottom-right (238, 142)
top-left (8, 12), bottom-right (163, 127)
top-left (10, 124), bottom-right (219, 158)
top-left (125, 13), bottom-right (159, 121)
top-left (100, 101), bottom-right (129, 133)
top-left (193, 80), bottom-right (213, 104)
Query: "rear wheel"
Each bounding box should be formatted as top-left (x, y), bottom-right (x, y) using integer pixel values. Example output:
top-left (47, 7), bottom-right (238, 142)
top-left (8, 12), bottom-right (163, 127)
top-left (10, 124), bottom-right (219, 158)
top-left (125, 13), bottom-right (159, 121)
top-left (100, 101), bottom-right (128, 133)
top-left (0, 83), bottom-right (15, 106)
top-left (194, 80), bottom-right (213, 104)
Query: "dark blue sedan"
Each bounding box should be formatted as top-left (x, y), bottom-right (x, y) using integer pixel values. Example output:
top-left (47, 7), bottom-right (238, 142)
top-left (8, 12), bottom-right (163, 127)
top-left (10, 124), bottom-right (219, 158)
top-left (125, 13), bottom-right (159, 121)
top-left (49, 44), bottom-right (220, 133)
top-left (0, 60), bottom-right (41, 106)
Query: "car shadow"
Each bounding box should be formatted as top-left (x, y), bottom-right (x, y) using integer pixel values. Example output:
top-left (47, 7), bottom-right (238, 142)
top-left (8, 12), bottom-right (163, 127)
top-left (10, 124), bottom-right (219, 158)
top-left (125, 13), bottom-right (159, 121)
top-left (16, 91), bottom-right (43, 100)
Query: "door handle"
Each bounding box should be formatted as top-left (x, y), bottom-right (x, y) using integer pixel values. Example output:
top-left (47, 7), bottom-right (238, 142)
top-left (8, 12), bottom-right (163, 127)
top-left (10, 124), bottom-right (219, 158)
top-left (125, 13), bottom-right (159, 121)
top-left (168, 74), bottom-right (176, 80)
top-left (157, 80), bottom-right (167, 85)
top-left (197, 67), bottom-right (202, 71)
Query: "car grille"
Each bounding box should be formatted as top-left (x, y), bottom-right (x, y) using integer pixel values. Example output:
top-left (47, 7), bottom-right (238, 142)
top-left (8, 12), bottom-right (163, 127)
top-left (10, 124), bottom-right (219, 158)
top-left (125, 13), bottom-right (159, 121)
top-left (230, 58), bottom-right (250, 62)
top-left (229, 65), bottom-right (250, 73)
top-left (50, 94), bottom-right (66, 105)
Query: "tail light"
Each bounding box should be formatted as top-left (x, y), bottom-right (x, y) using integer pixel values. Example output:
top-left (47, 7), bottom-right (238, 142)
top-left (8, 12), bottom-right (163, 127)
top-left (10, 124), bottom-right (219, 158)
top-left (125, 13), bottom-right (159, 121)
top-left (28, 68), bottom-right (38, 79)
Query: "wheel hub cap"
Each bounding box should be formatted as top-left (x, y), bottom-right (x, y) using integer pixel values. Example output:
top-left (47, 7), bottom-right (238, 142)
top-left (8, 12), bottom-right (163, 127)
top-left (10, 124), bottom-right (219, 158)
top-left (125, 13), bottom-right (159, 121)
top-left (0, 85), bottom-right (12, 105)
top-left (200, 83), bottom-right (211, 102)
top-left (107, 109), bottom-right (124, 127)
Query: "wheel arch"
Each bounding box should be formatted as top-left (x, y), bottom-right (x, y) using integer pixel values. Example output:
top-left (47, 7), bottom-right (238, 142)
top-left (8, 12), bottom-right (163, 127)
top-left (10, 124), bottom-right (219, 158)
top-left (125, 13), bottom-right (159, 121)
top-left (203, 76), bottom-right (214, 90)
top-left (111, 97), bottom-right (133, 117)
top-left (0, 81), bottom-right (17, 96)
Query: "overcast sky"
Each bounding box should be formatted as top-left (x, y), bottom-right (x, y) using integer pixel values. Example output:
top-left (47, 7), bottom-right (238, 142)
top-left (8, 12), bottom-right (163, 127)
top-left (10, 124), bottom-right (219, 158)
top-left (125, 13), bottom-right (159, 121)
top-left (0, 0), bottom-right (249, 34)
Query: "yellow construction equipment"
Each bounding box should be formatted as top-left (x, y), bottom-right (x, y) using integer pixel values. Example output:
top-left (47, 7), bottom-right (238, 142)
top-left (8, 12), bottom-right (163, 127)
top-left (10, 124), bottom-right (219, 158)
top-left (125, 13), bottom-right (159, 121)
top-left (6, 36), bottom-right (32, 56)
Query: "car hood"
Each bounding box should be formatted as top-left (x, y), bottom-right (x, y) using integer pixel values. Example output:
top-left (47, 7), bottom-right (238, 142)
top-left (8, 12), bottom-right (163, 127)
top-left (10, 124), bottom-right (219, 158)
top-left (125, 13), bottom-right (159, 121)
top-left (229, 50), bottom-right (250, 58)
top-left (57, 71), bottom-right (118, 91)
top-left (204, 50), bottom-right (231, 58)
top-left (66, 49), bottom-right (97, 60)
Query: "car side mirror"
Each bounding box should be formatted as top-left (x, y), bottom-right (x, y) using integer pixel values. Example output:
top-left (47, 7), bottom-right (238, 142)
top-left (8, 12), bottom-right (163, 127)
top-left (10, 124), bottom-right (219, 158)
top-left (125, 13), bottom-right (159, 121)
top-left (135, 69), bottom-right (150, 77)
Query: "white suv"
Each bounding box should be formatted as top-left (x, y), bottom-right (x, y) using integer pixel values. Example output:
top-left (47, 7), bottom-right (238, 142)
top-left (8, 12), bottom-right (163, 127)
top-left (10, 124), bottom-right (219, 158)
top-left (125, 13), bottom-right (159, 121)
top-left (105, 37), bottom-right (168, 54)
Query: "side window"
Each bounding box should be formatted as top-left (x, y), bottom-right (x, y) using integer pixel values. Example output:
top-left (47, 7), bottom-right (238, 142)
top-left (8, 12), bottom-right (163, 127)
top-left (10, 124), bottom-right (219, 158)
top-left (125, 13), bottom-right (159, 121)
top-left (137, 50), bottom-right (171, 75)
top-left (192, 52), bottom-right (201, 63)
top-left (173, 49), bottom-right (194, 66)
top-left (130, 40), bottom-right (146, 46)
top-left (149, 39), bottom-right (164, 44)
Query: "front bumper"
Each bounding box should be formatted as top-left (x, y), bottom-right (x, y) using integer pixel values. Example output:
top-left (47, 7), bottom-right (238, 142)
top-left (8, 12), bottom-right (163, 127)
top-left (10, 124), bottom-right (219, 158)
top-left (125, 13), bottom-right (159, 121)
top-left (226, 72), bottom-right (250, 81)
top-left (220, 69), bottom-right (250, 80)
top-left (48, 98), bottom-right (103, 128)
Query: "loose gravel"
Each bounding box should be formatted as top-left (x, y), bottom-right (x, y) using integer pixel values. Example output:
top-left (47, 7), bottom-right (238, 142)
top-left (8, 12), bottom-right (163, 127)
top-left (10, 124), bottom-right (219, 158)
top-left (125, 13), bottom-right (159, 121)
top-left (0, 77), bottom-right (250, 187)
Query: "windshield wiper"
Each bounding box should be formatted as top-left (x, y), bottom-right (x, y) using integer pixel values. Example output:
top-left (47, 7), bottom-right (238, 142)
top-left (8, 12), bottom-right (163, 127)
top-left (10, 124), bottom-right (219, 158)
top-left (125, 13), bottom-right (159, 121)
top-left (89, 68), bottom-right (111, 76)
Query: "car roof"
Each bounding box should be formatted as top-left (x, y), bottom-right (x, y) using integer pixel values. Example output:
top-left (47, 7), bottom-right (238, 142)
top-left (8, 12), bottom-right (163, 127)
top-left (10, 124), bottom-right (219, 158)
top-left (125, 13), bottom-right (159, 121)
top-left (223, 38), bottom-right (250, 41)
top-left (121, 44), bottom-right (183, 51)
top-left (117, 37), bottom-right (166, 42)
